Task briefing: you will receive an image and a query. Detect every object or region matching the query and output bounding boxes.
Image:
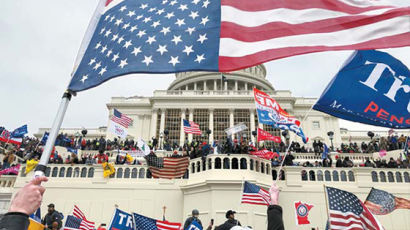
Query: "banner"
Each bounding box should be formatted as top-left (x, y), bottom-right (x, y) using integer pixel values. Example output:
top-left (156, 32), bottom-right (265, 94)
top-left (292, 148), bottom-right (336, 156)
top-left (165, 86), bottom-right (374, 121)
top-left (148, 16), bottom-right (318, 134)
top-left (0, 164), bottom-right (20, 175)
top-left (250, 150), bottom-right (279, 160)
top-left (11, 124), bottom-right (28, 138)
top-left (257, 128), bottom-right (281, 143)
top-left (313, 50), bottom-right (410, 129)
top-left (225, 123), bottom-right (247, 136)
top-left (109, 120), bottom-right (128, 139)
top-left (108, 208), bottom-right (134, 230)
top-left (254, 88), bottom-right (308, 143)
top-left (137, 138), bottom-right (151, 155)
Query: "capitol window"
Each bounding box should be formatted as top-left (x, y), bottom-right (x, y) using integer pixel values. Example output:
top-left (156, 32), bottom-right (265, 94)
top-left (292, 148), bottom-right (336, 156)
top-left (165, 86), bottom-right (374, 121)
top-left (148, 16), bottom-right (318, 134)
top-left (312, 121), bottom-right (320, 129)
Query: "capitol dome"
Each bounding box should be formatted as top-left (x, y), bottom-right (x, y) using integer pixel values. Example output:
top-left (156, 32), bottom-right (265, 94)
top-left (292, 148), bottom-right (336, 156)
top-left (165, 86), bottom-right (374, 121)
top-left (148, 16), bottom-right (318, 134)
top-left (167, 65), bottom-right (275, 92)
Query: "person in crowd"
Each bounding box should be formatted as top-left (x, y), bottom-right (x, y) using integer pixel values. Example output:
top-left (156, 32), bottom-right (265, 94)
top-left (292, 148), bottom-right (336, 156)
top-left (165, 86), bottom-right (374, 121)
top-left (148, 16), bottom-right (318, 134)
top-left (283, 152), bottom-right (294, 166)
top-left (183, 209), bottom-right (213, 230)
top-left (0, 176), bottom-right (48, 230)
top-left (42, 203), bottom-right (63, 229)
top-left (342, 157), bottom-right (353, 168)
top-left (387, 157), bottom-right (398, 168)
top-left (322, 155), bottom-right (332, 167)
top-left (335, 156), bottom-right (343, 168)
top-left (215, 210), bottom-right (241, 230)
top-left (94, 149), bottom-right (108, 164)
top-left (364, 157), bottom-right (374, 167)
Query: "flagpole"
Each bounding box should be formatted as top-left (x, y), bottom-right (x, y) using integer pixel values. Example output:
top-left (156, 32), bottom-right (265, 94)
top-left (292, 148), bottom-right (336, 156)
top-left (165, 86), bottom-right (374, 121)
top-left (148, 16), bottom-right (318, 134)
top-left (274, 143), bottom-right (292, 183)
top-left (239, 177), bottom-right (245, 206)
top-left (323, 185), bottom-right (331, 229)
top-left (34, 91), bottom-right (72, 177)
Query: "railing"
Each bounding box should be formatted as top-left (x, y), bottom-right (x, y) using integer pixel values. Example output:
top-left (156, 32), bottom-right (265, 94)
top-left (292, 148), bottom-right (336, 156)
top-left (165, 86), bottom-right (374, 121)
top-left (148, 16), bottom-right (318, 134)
top-left (18, 155), bottom-right (410, 186)
top-left (154, 90), bottom-right (258, 96)
top-left (0, 176), bottom-right (16, 188)
top-left (293, 153), bottom-right (373, 163)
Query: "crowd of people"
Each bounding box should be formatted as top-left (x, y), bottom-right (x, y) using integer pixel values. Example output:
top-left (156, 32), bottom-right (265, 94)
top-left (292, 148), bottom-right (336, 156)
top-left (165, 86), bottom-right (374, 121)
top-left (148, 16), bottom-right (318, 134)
top-left (1, 132), bottom-right (409, 173)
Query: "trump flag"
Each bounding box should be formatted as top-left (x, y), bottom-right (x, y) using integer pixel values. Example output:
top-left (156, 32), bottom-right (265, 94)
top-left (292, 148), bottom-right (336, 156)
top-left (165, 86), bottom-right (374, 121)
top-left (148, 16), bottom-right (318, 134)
top-left (254, 88), bottom-right (308, 143)
top-left (68, 0), bottom-right (410, 92)
top-left (313, 50), bottom-right (409, 129)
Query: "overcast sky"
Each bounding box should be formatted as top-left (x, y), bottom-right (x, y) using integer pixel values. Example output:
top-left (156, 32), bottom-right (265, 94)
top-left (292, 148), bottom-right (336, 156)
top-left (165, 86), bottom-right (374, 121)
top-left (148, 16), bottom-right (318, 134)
top-left (0, 0), bottom-right (409, 136)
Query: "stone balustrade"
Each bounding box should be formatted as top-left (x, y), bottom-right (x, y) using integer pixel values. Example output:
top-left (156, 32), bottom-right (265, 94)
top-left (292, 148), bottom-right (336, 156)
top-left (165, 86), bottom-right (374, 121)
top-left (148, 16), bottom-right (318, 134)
top-left (0, 176), bottom-right (16, 188)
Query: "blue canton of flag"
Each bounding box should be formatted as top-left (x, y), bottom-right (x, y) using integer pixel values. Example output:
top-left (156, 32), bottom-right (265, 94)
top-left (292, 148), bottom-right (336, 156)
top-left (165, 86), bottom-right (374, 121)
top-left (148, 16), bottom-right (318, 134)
top-left (11, 125), bottom-right (28, 138)
top-left (64, 215), bottom-right (82, 229)
top-left (69, 0), bottom-right (220, 92)
top-left (186, 220), bottom-right (202, 230)
top-left (29, 208), bottom-right (41, 223)
top-left (322, 144), bottom-right (329, 159)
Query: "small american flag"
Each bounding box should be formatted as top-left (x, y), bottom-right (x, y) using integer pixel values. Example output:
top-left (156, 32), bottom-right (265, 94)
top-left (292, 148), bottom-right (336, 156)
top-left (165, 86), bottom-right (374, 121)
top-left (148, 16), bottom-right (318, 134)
top-left (63, 215), bottom-right (94, 230)
top-left (183, 119), bottom-right (201, 135)
top-left (241, 181), bottom-right (271, 206)
top-left (132, 212), bottom-right (181, 230)
top-left (364, 188), bottom-right (410, 215)
top-left (71, 205), bottom-right (95, 230)
top-left (146, 156), bottom-right (189, 179)
top-left (111, 108), bottom-right (133, 128)
top-left (326, 187), bottom-right (383, 230)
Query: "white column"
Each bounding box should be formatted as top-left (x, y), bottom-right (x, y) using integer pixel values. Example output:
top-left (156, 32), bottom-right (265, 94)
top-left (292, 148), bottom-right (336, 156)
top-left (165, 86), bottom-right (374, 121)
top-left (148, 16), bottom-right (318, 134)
top-left (150, 109), bottom-right (158, 138)
top-left (229, 109), bottom-right (234, 140)
top-left (204, 81), bottom-right (207, 91)
top-left (194, 82), bottom-right (197, 91)
top-left (235, 80), bottom-right (238, 91)
top-left (224, 81), bottom-right (228, 90)
top-left (250, 109), bottom-right (255, 143)
top-left (209, 109), bottom-right (214, 144)
top-left (214, 80), bottom-right (217, 91)
top-left (159, 109), bottom-right (166, 136)
top-left (188, 109), bottom-right (194, 142)
top-left (180, 109), bottom-right (186, 146)
top-left (185, 85), bottom-right (188, 90)
top-left (245, 83), bottom-right (248, 91)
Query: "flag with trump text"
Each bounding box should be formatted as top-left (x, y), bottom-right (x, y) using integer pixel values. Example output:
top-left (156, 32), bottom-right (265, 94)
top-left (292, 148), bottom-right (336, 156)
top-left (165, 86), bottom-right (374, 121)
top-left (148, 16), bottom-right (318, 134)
top-left (11, 124), bottom-right (28, 138)
top-left (364, 188), bottom-right (410, 215)
top-left (132, 212), bottom-right (181, 230)
top-left (257, 128), bottom-right (281, 143)
top-left (313, 50), bottom-right (409, 129)
top-left (145, 155), bottom-right (189, 179)
top-left (254, 88), bottom-right (308, 143)
top-left (241, 181), bottom-right (271, 206)
top-left (67, 0), bottom-right (410, 92)
top-left (108, 208), bottom-right (134, 230)
top-left (250, 149), bottom-right (278, 160)
top-left (326, 186), bottom-right (383, 230)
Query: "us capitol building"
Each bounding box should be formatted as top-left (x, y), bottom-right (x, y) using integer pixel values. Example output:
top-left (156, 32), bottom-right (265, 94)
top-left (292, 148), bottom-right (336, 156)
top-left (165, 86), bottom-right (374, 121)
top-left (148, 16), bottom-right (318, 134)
top-left (3, 65), bottom-right (409, 230)
top-left (106, 64), bottom-right (342, 148)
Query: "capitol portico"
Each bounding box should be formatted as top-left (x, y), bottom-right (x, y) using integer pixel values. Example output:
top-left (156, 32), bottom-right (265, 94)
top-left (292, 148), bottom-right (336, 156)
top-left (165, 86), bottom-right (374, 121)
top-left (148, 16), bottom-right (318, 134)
top-left (105, 65), bottom-right (342, 148)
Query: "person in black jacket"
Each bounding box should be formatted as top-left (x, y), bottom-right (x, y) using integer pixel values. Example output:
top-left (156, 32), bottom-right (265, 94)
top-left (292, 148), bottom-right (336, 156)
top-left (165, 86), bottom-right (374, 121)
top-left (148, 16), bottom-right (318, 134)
top-left (215, 210), bottom-right (241, 230)
top-left (42, 203), bottom-right (63, 229)
top-left (0, 176), bottom-right (48, 230)
top-left (267, 183), bottom-right (284, 230)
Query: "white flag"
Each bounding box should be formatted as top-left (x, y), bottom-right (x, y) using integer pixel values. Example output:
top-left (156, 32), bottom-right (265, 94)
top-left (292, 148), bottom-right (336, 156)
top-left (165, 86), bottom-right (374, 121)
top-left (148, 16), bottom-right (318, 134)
top-left (109, 120), bottom-right (128, 139)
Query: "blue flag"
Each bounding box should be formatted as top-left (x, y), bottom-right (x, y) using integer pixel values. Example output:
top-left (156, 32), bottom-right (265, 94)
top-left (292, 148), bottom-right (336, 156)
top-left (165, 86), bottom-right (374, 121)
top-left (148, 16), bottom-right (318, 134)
top-left (186, 220), bottom-right (202, 230)
top-left (66, 147), bottom-right (78, 154)
top-left (40, 132), bottom-right (49, 145)
top-left (11, 125), bottom-right (28, 138)
top-left (322, 144), bottom-right (329, 159)
top-left (313, 50), bottom-right (409, 129)
top-left (29, 208), bottom-right (41, 222)
top-left (108, 208), bottom-right (134, 230)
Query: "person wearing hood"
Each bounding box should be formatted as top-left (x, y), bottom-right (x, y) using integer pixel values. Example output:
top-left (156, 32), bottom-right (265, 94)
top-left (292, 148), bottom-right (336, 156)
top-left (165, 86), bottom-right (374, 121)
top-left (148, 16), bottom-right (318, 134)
top-left (183, 209), bottom-right (212, 230)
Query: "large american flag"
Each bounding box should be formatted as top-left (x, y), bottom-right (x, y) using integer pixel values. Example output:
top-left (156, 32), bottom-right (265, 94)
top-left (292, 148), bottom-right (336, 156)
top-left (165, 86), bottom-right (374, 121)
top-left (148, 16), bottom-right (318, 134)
top-left (111, 108), bottom-right (133, 128)
top-left (70, 205), bottom-right (95, 230)
top-left (241, 181), bottom-right (271, 206)
top-left (132, 212), bottom-right (181, 230)
top-left (67, 0), bottom-right (410, 92)
top-left (183, 119), bottom-right (201, 135)
top-left (0, 129), bottom-right (22, 145)
top-left (146, 155), bottom-right (189, 179)
top-left (326, 187), bottom-right (384, 230)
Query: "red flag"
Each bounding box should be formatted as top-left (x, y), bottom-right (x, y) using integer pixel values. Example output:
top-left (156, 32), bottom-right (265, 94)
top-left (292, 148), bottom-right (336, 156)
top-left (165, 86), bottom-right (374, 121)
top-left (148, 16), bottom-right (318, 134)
top-left (294, 201), bottom-right (313, 225)
top-left (257, 128), bottom-right (281, 143)
top-left (250, 149), bottom-right (279, 160)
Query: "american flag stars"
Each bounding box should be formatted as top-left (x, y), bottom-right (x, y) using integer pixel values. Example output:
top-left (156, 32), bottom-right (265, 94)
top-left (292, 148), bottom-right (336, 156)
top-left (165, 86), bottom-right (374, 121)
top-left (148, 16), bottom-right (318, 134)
top-left (70, 0), bottom-right (220, 90)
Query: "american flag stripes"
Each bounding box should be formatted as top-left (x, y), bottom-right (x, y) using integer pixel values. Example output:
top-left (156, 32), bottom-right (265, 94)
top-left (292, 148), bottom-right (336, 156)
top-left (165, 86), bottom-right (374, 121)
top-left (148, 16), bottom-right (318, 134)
top-left (0, 129), bottom-right (22, 145)
top-left (68, 0), bottom-right (410, 92)
top-left (183, 119), bottom-right (201, 135)
top-left (67, 205), bottom-right (95, 230)
top-left (241, 181), bottom-right (271, 206)
top-left (111, 108), bottom-right (133, 128)
top-left (147, 156), bottom-right (189, 179)
top-left (132, 212), bottom-right (181, 230)
top-left (326, 187), bottom-right (383, 230)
